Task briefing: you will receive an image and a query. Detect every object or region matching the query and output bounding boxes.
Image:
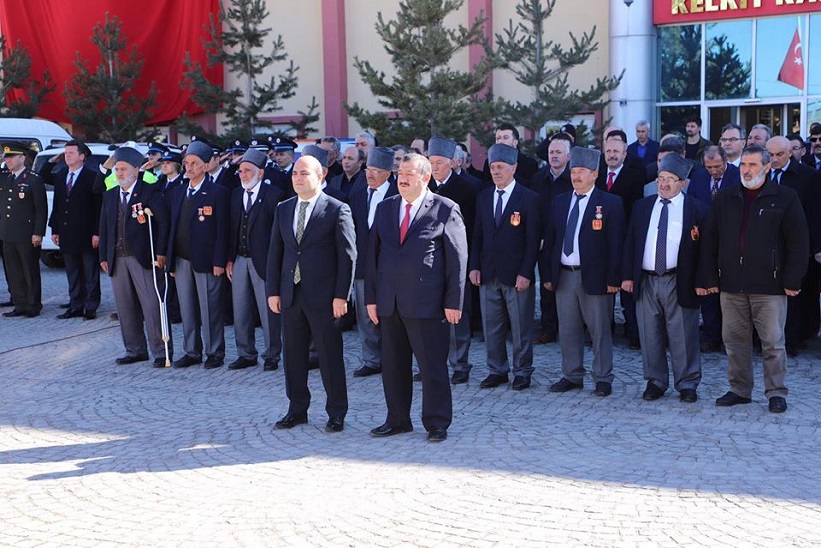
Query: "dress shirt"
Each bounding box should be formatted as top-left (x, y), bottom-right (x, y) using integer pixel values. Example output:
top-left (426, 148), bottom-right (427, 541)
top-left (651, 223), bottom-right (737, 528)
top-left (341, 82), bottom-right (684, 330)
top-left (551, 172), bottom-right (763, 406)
top-left (561, 186), bottom-right (594, 266)
top-left (399, 189), bottom-right (429, 228)
top-left (243, 182), bottom-right (261, 210)
top-left (434, 170), bottom-right (453, 188)
top-left (292, 192), bottom-right (321, 236)
top-left (120, 182), bottom-right (136, 204)
top-left (367, 182), bottom-right (390, 228)
top-left (641, 192), bottom-right (684, 271)
top-left (606, 164), bottom-right (624, 186)
top-left (492, 181), bottom-right (516, 215)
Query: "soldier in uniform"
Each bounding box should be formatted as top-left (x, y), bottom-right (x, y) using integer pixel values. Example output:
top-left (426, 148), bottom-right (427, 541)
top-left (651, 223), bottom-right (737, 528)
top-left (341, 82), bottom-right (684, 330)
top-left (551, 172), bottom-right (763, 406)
top-left (0, 143), bottom-right (47, 318)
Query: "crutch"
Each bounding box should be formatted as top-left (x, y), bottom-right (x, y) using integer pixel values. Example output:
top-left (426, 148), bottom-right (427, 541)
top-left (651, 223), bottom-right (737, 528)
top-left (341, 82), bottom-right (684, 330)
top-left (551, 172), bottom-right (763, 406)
top-left (143, 206), bottom-right (171, 367)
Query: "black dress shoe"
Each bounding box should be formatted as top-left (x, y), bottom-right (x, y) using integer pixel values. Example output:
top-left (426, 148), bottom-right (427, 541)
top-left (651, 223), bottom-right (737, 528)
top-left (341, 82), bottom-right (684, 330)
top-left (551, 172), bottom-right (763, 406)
top-left (274, 413), bottom-right (308, 429)
top-left (451, 370), bottom-right (469, 384)
top-left (768, 396), bottom-right (787, 413)
top-left (59, 302), bottom-right (70, 309)
top-left (115, 354), bottom-right (149, 365)
top-left (3, 310), bottom-right (23, 317)
top-left (307, 353), bottom-right (319, 370)
top-left (594, 382), bottom-right (612, 397)
top-left (511, 376), bottom-right (531, 391)
top-left (642, 382), bottom-right (665, 401)
top-left (715, 391), bottom-right (752, 407)
top-left (228, 357), bottom-right (257, 370)
top-left (83, 311), bottom-right (97, 320)
top-left (427, 427), bottom-right (447, 442)
top-left (353, 365), bottom-right (381, 377)
top-left (679, 388), bottom-right (698, 403)
top-left (263, 358), bottom-right (279, 371)
top-left (204, 356), bottom-right (224, 369)
top-left (413, 372), bottom-right (422, 382)
top-left (370, 423), bottom-right (413, 437)
top-left (480, 373), bottom-right (508, 388)
top-left (325, 416), bottom-right (344, 432)
top-left (173, 355), bottom-right (202, 368)
top-left (550, 378), bottom-right (584, 393)
top-left (57, 309), bottom-right (84, 319)
top-left (153, 357), bottom-right (170, 368)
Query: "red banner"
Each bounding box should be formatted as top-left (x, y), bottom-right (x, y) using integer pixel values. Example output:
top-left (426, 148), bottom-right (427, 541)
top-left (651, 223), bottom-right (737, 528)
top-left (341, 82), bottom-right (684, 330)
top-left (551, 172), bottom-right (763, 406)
top-left (0, 0), bottom-right (222, 125)
top-left (654, 0), bottom-right (820, 26)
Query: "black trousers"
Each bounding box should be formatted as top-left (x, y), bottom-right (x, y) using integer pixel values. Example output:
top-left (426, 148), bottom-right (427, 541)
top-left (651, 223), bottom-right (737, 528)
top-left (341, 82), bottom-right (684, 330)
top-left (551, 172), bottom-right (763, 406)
top-left (62, 250), bottom-right (101, 313)
top-left (380, 310), bottom-right (452, 431)
top-left (281, 284), bottom-right (348, 419)
top-left (3, 240), bottom-right (41, 315)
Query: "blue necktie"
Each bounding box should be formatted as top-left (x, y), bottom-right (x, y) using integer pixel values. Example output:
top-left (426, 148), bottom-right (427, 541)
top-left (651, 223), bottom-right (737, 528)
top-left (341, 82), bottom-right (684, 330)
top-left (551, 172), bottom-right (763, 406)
top-left (563, 194), bottom-right (585, 256)
top-left (121, 191), bottom-right (128, 206)
top-left (494, 189), bottom-right (504, 226)
top-left (655, 199), bottom-right (671, 275)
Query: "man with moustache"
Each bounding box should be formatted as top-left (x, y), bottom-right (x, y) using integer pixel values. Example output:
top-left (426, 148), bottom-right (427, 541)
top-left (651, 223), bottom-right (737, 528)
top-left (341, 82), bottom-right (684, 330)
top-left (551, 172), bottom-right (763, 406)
top-left (719, 123), bottom-right (746, 168)
top-left (366, 152), bottom-right (468, 442)
top-left (698, 146), bottom-right (808, 413)
top-left (684, 116), bottom-right (711, 163)
top-left (349, 147), bottom-right (399, 377)
top-left (226, 148), bottom-right (284, 372)
top-left (267, 155), bottom-right (356, 433)
top-left (98, 146), bottom-right (171, 367)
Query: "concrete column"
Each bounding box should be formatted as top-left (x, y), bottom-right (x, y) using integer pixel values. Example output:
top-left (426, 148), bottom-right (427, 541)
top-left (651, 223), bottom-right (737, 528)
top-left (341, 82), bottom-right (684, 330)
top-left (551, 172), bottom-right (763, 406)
top-left (609, 0), bottom-right (656, 137)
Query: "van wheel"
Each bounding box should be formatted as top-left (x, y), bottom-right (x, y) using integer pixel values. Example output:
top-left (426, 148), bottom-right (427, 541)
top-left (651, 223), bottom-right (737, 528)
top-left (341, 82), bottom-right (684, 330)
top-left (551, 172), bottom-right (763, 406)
top-left (40, 250), bottom-right (64, 268)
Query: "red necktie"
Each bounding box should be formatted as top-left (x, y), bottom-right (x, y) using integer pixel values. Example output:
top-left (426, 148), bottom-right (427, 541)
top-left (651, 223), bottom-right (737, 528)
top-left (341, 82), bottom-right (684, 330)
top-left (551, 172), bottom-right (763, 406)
top-left (606, 171), bottom-right (615, 192)
top-left (399, 202), bottom-right (412, 244)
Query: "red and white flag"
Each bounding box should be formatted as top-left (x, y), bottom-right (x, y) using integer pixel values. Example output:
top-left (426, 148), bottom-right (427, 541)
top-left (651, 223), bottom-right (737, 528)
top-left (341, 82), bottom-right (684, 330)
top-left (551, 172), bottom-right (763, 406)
top-left (777, 29), bottom-right (804, 90)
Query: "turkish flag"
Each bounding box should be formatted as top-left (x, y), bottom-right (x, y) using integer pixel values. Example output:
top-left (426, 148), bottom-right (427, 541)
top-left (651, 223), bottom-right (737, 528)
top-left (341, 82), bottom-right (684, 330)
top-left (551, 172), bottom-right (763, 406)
top-left (777, 29), bottom-right (804, 90)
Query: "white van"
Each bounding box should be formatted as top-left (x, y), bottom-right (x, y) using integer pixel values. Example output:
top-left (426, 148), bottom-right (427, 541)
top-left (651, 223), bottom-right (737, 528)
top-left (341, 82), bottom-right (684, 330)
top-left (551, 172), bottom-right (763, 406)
top-left (0, 118), bottom-right (73, 152)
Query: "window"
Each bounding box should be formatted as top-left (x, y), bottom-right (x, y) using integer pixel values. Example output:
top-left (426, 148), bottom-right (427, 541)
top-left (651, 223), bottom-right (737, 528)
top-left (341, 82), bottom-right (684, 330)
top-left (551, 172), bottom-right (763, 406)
top-left (705, 21), bottom-right (752, 100)
top-left (658, 25), bottom-right (701, 102)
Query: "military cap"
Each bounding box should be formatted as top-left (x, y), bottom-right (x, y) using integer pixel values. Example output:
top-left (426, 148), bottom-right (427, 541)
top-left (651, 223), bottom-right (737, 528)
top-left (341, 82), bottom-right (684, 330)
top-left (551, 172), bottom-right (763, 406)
top-left (239, 148), bottom-right (267, 169)
top-left (367, 147), bottom-right (394, 171)
top-left (249, 137), bottom-right (268, 152)
top-left (487, 144), bottom-right (518, 165)
top-left (2, 142), bottom-right (27, 156)
top-left (184, 141), bottom-right (213, 163)
top-left (560, 123), bottom-right (577, 140)
top-left (428, 137), bottom-right (457, 159)
top-left (147, 142), bottom-right (170, 155)
top-left (113, 146), bottom-right (144, 168)
top-left (160, 151), bottom-right (182, 164)
top-left (270, 136), bottom-right (297, 152)
top-left (226, 139), bottom-right (249, 154)
top-left (658, 153), bottom-right (692, 181)
top-left (569, 147), bottom-right (601, 171)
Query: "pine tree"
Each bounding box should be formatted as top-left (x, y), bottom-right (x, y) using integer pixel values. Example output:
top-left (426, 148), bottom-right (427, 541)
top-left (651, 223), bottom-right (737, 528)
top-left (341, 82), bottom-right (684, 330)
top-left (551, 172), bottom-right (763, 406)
top-left (705, 31), bottom-right (751, 100)
top-left (345, 0), bottom-right (495, 145)
top-left (64, 13), bottom-right (158, 142)
top-left (493, 0), bottom-right (622, 149)
top-left (179, 0), bottom-right (318, 143)
top-left (0, 36), bottom-right (54, 118)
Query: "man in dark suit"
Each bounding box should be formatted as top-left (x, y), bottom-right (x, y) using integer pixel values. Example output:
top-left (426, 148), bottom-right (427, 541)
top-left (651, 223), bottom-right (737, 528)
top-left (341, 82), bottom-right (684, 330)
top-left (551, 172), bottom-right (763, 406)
top-left (327, 146), bottom-right (365, 200)
top-left (427, 137), bottom-right (480, 384)
top-left (481, 123), bottom-right (539, 188)
top-left (98, 146), bottom-right (171, 367)
top-left (349, 147), bottom-right (398, 377)
top-left (226, 149), bottom-right (284, 372)
top-left (0, 143), bottom-right (47, 318)
top-left (266, 155), bottom-right (356, 433)
top-left (48, 141), bottom-right (102, 320)
top-left (541, 147), bottom-right (625, 397)
top-left (597, 133), bottom-right (645, 349)
top-left (686, 146), bottom-right (741, 353)
top-left (166, 141), bottom-right (230, 370)
top-left (469, 144), bottom-right (540, 390)
top-left (366, 152), bottom-right (468, 442)
top-left (627, 120), bottom-right (660, 167)
top-left (804, 123), bottom-right (821, 170)
top-left (622, 154), bottom-right (708, 403)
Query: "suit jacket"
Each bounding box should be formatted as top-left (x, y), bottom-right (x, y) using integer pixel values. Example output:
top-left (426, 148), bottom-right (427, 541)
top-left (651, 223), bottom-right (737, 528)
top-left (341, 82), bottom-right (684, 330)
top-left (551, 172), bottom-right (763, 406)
top-left (0, 169), bottom-right (48, 242)
top-left (778, 159), bottom-right (817, 255)
top-left (157, 173), bottom-right (184, 197)
top-left (540, 187), bottom-right (625, 295)
top-left (428, 170), bottom-right (480, 247)
top-left (211, 165), bottom-right (240, 191)
top-left (533, 165), bottom-right (572, 232)
top-left (349, 181), bottom-right (398, 279)
top-left (596, 164), bottom-right (645, 221)
top-left (365, 192), bottom-right (468, 319)
top-left (48, 166), bottom-right (101, 254)
top-left (622, 193), bottom-right (709, 309)
top-left (627, 139), bottom-right (660, 166)
top-left (801, 152), bottom-right (820, 171)
top-left (266, 165), bottom-right (295, 199)
top-left (166, 180), bottom-right (230, 273)
top-left (688, 163), bottom-right (741, 206)
top-left (469, 182), bottom-right (541, 285)
top-left (328, 170), bottom-right (366, 201)
top-left (265, 192), bottom-right (356, 309)
top-left (227, 183), bottom-right (284, 279)
top-left (98, 180), bottom-right (168, 274)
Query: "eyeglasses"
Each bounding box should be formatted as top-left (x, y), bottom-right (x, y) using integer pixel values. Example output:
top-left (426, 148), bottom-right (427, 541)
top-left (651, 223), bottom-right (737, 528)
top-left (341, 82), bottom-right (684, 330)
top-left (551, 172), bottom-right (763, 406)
top-left (719, 137), bottom-right (741, 143)
top-left (810, 137), bottom-right (821, 143)
top-left (657, 176), bottom-right (681, 184)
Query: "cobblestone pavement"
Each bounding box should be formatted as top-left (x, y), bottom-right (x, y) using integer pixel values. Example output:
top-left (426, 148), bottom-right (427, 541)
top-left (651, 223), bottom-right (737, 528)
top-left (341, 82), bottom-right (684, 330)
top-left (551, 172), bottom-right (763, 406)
top-left (1, 267), bottom-right (820, 546)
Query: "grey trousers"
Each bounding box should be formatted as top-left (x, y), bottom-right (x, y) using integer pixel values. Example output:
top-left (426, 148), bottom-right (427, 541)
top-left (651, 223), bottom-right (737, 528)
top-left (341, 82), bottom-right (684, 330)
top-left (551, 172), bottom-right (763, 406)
top-left (555, 269), bottom-right (614, 384)
top-left (720, 292), bottom-right (788, 399)
top-left (111, 255), bottom-right (171, 359)
top-left (232, 256), bottom-right (280, 361)
top-left (174, 257), bottom-right (225, 360)
top-left (449, 280), bottom-right (472, 372)
top-left (636, 273), bottom-right (701, 392)
top-left (479, 278), bottom-right (535, 378)
top-left (354, 278), bottom-right (381, 369)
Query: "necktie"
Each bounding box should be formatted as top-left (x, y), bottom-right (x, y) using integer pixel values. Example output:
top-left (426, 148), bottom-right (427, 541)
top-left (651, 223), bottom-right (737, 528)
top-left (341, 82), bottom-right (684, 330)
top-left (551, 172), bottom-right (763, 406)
top-left (294, 201), bottom-right (309, 284)
top-left (655, 199), bottom-right (671, 275)
top-left (399, 202), bottom-right (412, 244)
top-left (367, 187), bottom-right (375, 211)
top-left (187, 187), bottom-right (195, 199)
top-left (606, 171), bottom-right (615, 192)
top-left (563, 194), bottom-right (585, 256)
top-left (121, 191), bottom-right (129, 206)
top-left (245, 190), bottom-right (253, 213)
top-left (773, 168), bottom-right (783, 184)
top-left (711, 178), bottom-right (720, 198)
top-left (66, 172), bottom-right (75, 195)
top-left (494, 189), bottom-right (504, 226)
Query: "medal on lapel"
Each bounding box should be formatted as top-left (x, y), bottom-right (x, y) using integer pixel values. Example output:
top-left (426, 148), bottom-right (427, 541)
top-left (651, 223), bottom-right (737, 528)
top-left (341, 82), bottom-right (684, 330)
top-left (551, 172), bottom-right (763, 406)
top-left (592, 206), bottom-right (603, 231)
top-left (135, 203), bottom-right (146, 224)
top-left (691, 225), bottom-right (699, 241)
top-left (17, 183), bottom-right (25, 200)
top-left (510, 212), bottom-right (521, 227)
top-left (131, 204), bottom-right (139, 218)
top-left (203, 206), bottom-right (213, 216)
top-left (198, 207), bottom-right (205, 222)
top-left (18, 192), bottom-right (24, 199)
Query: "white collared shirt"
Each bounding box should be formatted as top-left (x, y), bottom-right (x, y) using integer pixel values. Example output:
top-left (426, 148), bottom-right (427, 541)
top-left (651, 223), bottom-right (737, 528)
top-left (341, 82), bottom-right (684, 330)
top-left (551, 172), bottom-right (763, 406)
top-left (435, 170), bottom-right (453, 187)
top-left (561, 186), bottom-right (595, 266)
top-left (642, 192), bottom-right (684, 271)
top-left (399, 189), bottom-right (429, 228)
top-left (120, 182), bottom-right (136, 204)
top-left (606, 164), bottom-right (623, 186)
top-left (367, 182), bottom-right (391, 228)
top-left (243, 183), bottom-right (260, 210)
top-left (492, 181), bottom-right (516, 215)
top-left (67, 166), bottom-right (83, 184)
top-left (293, 192), bottom-right (321, 236)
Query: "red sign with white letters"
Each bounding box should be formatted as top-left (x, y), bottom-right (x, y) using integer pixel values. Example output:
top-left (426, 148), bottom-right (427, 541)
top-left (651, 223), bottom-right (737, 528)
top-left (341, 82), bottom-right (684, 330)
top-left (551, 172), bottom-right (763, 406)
top-left (653, 0), bottom-right (820, 26)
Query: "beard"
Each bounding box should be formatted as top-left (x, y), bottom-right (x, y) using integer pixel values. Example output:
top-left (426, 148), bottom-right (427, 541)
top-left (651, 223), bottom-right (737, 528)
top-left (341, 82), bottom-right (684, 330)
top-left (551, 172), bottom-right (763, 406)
top-left (741, 170), bottom-right (766, 190)
top-left (241, 175), bottom-right (260, 190)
